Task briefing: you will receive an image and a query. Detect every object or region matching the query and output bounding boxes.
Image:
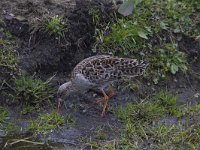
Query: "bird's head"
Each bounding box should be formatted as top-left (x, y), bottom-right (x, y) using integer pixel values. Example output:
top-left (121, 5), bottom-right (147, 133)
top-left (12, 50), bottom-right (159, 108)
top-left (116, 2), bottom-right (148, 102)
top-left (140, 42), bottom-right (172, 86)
top-left (57, 81), bottom-right (74, 112)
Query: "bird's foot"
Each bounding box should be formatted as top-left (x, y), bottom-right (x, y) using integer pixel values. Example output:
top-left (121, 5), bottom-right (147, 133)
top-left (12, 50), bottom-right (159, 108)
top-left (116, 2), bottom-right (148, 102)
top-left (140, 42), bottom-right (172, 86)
top-left (95, 96), bottom-right (108, 105)
top-left (101, 103), bottom-right (110, 117)
top-left (95, 95), bottom-right (109, 117)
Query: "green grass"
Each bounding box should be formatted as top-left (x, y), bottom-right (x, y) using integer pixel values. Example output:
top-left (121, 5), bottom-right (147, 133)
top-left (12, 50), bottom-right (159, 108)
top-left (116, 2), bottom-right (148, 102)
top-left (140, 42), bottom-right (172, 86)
top-left (94, 126), bottom-right (108, 140)
top-left (181, 103), bottom-right (200, 117)
top-left (93, 0), bottom-right (199, 83)
top-left (20, 106), bottom-right (35, 115)
top-left (28, 112), bottom-right (65, 135)
top-left (64, 114), bottom-right (76, 126)
top-left (150, 91), bottom-right (182, 117)
top-left (115, 91), bottom-right (181, 124)
top-left (0, 28), bottom-right (19, 108)
top-left (146, 44), bottom-right (187, 84)
top-left (45, 16), bottom-right (66, 38)
top-left (0, 107), bottom-right (8, 123)
top-left (116, 102), bottom-right (163, 124)
top-left (81, 122), bottom-right (200, 149)
top-left (27, 112), bottom-right (76, 135)
top-left (114, 91), bottom-right (200, 149)
top-left (0, 28), bottom-right (19, 82)
top-left (86, 91), bottom-right (200, 149)
top-left (98, 18), bottom-right (149, 55)
top-left (0, 107), bottom-right (15, 134)
top-left (89, 8), bottom-right (101, 26)
top-left (12, 76), bottom-right (55, 108)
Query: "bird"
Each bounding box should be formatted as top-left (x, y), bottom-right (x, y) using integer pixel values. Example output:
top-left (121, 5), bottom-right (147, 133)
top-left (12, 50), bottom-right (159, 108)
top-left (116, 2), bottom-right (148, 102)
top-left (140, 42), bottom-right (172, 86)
top-left (57, 55), bottom-right (147, 117)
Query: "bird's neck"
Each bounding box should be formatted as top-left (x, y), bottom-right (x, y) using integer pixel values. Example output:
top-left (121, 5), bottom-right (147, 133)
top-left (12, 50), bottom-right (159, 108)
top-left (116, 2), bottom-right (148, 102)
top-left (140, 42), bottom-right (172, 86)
top-left (63, 81), bottom-right (77, 93)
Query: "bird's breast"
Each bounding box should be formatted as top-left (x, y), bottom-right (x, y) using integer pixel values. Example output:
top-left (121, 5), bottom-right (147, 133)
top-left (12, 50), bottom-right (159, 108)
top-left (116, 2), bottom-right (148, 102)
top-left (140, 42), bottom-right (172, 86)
top-left (72, 73), bottom-right (96, 92)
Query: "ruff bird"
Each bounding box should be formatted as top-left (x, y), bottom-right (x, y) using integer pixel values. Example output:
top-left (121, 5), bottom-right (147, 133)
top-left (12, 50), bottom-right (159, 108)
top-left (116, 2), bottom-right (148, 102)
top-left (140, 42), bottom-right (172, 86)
top-left (57, 55), bottom-right (147, 116)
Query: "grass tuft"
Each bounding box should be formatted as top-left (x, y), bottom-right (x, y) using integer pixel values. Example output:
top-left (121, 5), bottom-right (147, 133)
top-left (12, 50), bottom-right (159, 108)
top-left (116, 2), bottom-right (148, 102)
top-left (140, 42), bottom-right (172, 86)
top-left (45, 16), bottom-right (66, 38)
top-left (115, 91), bottom-right (182, 124)
top-left (12, 76), bottom-right (55, 108)
top-left (28, 112), bottom-right (65, 135)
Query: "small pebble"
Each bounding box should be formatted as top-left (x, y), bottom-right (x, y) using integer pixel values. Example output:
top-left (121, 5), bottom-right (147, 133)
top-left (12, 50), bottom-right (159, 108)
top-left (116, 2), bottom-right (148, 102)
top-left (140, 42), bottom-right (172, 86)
top-left (16, 15), bottom-right (26, 21)
top-left (4, 14), bottom-right (14, 20)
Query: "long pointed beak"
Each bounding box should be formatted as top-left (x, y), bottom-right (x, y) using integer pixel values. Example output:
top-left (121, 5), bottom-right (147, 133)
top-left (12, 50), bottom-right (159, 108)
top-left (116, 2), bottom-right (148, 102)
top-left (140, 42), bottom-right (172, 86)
top-left (57, 98), bottom-right (63, 113)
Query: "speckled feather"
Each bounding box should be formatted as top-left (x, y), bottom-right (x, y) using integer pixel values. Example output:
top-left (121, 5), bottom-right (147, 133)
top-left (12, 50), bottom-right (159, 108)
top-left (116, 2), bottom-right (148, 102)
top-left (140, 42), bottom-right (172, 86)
top-left (71, 55), bottom-right (146, 86)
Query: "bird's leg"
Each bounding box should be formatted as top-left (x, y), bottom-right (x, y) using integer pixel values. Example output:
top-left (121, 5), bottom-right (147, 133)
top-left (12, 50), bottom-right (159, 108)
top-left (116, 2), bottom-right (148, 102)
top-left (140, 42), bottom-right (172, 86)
top-left (96, 89), bottom-right (109, 117)
top-left (106, 84), bottom-right (116, 98)
top-left (101, 89), bottom-right (109, 117)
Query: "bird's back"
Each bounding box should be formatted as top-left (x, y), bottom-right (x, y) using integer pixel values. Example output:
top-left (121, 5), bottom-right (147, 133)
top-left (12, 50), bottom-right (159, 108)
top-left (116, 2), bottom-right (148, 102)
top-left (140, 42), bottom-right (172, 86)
top-left (71, 55), bottom-right (147, 85)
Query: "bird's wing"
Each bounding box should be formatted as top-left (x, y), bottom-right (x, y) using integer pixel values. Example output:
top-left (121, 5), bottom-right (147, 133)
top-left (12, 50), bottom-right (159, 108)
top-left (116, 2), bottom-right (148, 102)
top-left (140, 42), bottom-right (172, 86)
top-left (71, 55), bottom-right (111, 79)
top-left (80, 56), bottom-right (147, 84)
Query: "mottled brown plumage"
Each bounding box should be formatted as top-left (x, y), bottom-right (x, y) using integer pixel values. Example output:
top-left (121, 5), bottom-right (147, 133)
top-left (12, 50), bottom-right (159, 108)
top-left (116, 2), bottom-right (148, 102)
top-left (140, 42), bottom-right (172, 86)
top-left (72, 55), bottom-right (146, 83)
top-left (57, 55), bottom-right (147, 116)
